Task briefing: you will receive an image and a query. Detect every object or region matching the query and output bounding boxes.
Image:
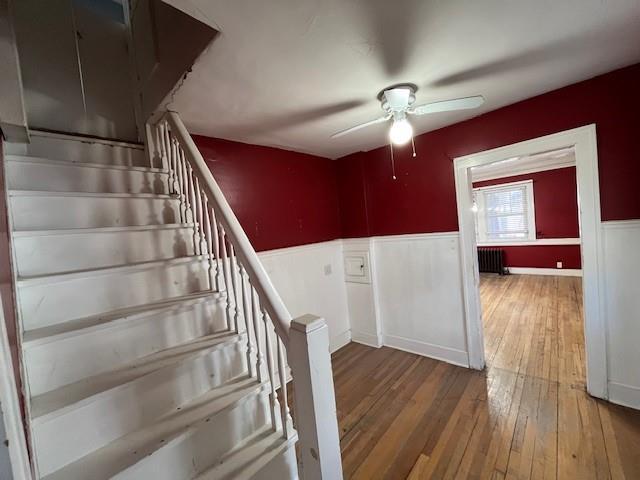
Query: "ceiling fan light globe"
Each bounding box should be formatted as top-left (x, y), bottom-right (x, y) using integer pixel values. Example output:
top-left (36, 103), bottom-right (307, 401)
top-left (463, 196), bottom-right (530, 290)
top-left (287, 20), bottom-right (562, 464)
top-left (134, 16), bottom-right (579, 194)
top-left (389, 119), bottom-right (413, 145)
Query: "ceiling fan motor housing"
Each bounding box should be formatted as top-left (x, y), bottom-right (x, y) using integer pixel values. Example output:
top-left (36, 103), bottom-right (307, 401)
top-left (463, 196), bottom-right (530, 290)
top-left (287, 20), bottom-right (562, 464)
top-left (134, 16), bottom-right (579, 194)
top-left (380, 84), bottom-right (417, 113)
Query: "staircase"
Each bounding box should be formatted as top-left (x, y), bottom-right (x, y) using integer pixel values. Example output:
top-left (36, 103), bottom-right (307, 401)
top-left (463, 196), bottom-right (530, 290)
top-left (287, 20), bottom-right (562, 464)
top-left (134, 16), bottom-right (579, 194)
top-left (3, 122), bottom-right (340, 479)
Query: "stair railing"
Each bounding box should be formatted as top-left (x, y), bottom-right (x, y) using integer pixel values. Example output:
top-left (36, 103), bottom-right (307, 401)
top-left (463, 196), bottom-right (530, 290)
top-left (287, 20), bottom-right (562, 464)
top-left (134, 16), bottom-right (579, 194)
top-left (148, 111), bottom-right (343, 480)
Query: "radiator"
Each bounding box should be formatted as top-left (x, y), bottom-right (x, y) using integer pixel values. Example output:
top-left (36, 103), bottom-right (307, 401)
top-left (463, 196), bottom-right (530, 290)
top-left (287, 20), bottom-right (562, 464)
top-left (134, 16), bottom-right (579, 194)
top-left (478, 248), bottom-right (505, 275)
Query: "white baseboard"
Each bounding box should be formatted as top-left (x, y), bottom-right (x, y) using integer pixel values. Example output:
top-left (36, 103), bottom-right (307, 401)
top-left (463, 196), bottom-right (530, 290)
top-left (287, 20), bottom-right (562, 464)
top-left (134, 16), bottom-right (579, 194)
top-left (382, 334), bottom-right (469, 368)
top-left (350, 330), bottom-right (382, 348)
top-left (608, 382), bottom-right (640, 410)
top-left (508, 267), bottom-right (582, 277)
top-left (330, 329), bottom-right (352, 353)
top-left (478, 237), bottom-right (580, 247)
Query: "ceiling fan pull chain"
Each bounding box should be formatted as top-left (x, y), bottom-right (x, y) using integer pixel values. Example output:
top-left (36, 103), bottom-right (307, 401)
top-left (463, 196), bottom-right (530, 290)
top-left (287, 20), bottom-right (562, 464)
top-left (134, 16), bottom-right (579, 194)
top-left (411, 137), bottom-right (417, 158)
top-left (389, 143), bottom-right (397, 180)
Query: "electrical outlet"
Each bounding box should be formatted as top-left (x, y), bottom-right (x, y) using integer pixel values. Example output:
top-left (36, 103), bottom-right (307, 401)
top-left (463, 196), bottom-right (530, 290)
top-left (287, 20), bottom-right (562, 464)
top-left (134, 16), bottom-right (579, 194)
top-left (324, 264), bottom-right (332, 275)
top-left (556, 261), bottom-right (563, 269)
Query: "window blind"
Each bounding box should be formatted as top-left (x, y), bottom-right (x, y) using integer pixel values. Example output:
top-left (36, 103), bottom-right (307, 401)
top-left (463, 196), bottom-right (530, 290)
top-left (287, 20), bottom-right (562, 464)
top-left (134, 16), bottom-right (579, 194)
top-left (483, 184), bottom-right (529, 240)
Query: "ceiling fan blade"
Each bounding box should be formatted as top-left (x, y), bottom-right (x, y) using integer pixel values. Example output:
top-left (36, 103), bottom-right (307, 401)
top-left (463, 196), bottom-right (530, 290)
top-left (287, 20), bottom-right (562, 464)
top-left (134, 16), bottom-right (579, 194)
top-left (331, 114), bottom-right (391, 138)
top-left (410, 95), bottom-right (485, 116)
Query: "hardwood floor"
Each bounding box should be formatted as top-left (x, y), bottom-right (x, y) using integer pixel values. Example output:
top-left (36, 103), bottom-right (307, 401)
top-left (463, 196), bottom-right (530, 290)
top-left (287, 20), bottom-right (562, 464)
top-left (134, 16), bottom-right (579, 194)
top-left (332, 274), bottom-right (640, 479)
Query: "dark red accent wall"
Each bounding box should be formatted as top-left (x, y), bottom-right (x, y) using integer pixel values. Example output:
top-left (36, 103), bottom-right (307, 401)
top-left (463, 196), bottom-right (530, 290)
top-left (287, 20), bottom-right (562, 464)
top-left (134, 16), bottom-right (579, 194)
top-left (337, 63), bottom-right (640, 238)
top-left (494, 245), bottom-right (582, 269)
top-left (193, 135), bottom-right (341, 252)
top-left (472, 167), bottom-right (579, 239)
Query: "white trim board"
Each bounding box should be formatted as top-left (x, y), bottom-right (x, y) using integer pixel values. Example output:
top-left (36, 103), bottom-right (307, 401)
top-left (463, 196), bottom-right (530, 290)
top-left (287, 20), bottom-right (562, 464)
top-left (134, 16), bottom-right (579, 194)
top-left (608, 382), bottom-right (640, 411)
top-left (478, 237), bottom-right (580, 246)
top-left (470, 147), bottom-right (576, 182)
top-left (257, 239), bottom-right (342, 259)
top-left (0, 296), bottom-right (32, 480)
top-left (601, 219), bottom-right (640, 230)
top-left (350, 330), bottom-right (382, 348)
top-left (342, 231), bottom-right (459, 246)
top-left (382, 334), bottom-right (469, 368)
top-left (507, 267), bottom-right (582, 277)
top-left (471, 159), bottom-right (576, 182)
top-left (454, 124), bottom-right (608, 400)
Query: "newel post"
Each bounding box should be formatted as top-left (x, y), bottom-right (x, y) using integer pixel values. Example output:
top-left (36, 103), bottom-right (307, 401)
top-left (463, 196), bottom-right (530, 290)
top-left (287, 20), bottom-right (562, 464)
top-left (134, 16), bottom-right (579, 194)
top-left (289, 315), bottom-right (343, 480)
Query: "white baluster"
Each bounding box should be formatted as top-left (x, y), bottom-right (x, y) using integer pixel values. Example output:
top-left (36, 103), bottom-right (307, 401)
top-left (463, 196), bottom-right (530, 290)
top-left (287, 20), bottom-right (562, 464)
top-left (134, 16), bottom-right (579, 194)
top-left (194, 177), bottom-right (208, 255)
top-left (163, 125), bottom-right (176, 194)
top-left (250, 287), bottom-right (265, 383)
top-left (187, 164), bottom-right (200, 254)
top-left (211, 208), bottom-right (222, 291)
top-left (262, 307), bottom-right (282, 432)
top-left (157, 122), bottom-right (169, 175)
top-left (170, 140), bottom-right (180, 194)
top-left (175, 147), bottom-right (186, 222)
top-left (180, 150), bottom-right (193, 223)
top-left (229, 244), bottom-right (241, 334)
top-left (201, 194), bottom-right (215, 290)
top-left (277, 336), bottom-right (293, 439)
top-left (238, 265), bottom-right (255, 377)
top-left (218, 224), bottom-right (233, 331)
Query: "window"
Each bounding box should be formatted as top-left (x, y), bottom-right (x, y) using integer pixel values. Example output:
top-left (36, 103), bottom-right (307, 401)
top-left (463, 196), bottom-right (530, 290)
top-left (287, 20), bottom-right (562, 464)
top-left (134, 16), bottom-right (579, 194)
top-left (473, 180), bottom-right (536, 243)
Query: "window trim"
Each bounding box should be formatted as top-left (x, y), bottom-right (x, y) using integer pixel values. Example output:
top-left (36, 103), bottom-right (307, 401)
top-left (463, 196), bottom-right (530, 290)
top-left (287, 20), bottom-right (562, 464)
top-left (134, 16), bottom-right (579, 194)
top-left (473, 179), bottom-right (536, 244)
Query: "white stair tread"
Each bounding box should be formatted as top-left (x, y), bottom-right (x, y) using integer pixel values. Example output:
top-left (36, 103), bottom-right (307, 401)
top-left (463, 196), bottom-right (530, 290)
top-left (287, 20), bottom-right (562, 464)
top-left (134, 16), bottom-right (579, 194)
top-left (31, 331), bottom-right (242, 421)
top-left (9, 189), bottom-right (175, 199)
top-left (6, 154), bottom-right (166, 173)
top-left (42, 377), bottom-right (267, 480)
top-left (12, 223), bottom-right (195, 238)
top-left (17, 254), bottom-right (210, 286)
top-left (195, 428), bottom-right (298, 480)
top-left (23, 291), bottom-right (221, 347)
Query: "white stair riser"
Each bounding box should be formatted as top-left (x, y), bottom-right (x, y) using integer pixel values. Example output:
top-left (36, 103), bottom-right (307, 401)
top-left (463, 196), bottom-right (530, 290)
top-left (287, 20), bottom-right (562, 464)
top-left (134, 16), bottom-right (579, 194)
top-left (33, 341), bottom-right (248, 477)
top-left (25, 299), bottom-right (227, 396)
top-left (7, 160), bottom-right (169, 194)
top-left (17, 134), bottom-right (149, 167)
top-left (10, 194), bottom-right (181, 230)
top-left (252, 445), bottom-right (298, 480)
top-left (20, 259), bottom-right (212, 330)
top-left (14, 227), bottom-right (196, 276)
top-left (115, 393), bottom-right (271, 480)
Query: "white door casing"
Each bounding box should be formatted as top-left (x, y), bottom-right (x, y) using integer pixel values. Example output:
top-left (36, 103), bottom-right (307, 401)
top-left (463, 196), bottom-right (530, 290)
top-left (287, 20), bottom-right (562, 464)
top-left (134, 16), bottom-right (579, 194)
top-left (453, 124), bottom-right (607, 399)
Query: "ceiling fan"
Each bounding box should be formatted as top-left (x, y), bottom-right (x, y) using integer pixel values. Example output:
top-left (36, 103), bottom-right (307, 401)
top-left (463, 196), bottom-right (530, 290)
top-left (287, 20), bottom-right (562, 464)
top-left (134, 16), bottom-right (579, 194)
top-left (331, 84), bottom-right (484, 146)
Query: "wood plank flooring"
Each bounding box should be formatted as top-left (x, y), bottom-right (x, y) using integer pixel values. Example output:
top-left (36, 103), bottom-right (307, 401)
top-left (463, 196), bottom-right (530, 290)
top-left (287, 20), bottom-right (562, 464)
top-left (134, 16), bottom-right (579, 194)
top-left (332, 274), bottom-right (640, 479)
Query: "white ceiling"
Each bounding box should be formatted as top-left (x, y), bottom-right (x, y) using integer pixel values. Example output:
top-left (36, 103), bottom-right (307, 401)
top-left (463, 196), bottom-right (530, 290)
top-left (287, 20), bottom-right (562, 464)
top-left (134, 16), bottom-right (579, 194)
top-left (471, 147), bottom-right (576, 182)
top-left (167, 0), bottom-right (640, 159)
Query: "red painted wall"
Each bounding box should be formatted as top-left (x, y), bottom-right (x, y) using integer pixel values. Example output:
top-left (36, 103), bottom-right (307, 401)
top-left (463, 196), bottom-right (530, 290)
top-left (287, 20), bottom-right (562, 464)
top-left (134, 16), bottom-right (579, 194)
top-left (472, 167), bottom-right (579, 239)
top-left (193, 135), bottom-right (342, 252)
top-left (337, 63), bottom-right (640, 238)
top-left (480, 245), bottom-right (581, 269)
top-left (473, 167), bottom-right (581, 269)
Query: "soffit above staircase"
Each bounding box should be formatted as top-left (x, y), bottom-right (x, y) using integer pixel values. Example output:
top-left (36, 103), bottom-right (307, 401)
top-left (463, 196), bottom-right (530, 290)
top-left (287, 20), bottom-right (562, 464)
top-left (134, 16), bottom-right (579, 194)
top-left (165, 0), bottom-right (640, 159)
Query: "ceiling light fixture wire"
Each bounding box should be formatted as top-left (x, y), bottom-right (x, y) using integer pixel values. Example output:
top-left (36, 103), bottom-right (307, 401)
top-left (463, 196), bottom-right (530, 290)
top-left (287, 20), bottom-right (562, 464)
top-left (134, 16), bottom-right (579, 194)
top-left (389, 143), bottom-right (397, 180)
top-left (411, 136), bottom-right (417, 158)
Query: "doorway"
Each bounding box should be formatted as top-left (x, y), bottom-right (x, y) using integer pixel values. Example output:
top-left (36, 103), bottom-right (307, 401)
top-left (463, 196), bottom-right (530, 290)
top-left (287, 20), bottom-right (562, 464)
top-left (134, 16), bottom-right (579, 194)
top-left (453, 125), bottom-right (608, 399)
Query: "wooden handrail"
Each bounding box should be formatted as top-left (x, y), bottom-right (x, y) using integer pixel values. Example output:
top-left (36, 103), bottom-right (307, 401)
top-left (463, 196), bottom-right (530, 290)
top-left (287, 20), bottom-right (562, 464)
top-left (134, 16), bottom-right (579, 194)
top-left (163, 111), bottom-right (292, 344)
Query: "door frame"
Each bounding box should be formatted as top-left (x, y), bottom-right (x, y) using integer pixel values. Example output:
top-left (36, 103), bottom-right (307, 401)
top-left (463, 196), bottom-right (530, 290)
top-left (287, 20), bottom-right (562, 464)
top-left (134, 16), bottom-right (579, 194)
top-left (453, 124), bottom-right (608, 399)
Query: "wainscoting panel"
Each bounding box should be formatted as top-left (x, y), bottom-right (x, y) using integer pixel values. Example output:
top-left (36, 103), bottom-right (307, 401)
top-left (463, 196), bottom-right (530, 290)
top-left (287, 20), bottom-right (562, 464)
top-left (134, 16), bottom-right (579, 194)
top-left (602, 220), bottom-right (640, 409)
